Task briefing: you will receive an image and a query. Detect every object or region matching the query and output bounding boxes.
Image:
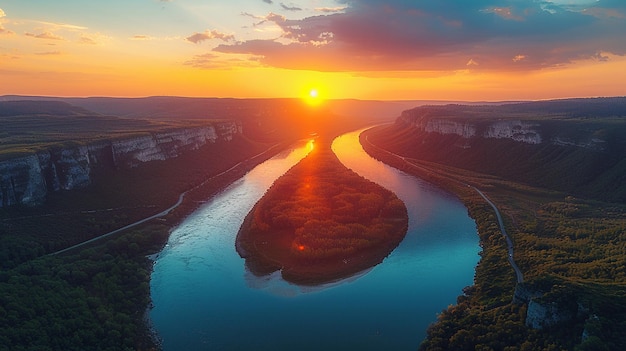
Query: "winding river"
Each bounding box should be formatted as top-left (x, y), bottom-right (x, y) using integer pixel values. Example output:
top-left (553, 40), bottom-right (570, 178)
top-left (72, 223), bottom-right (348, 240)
top-left (149, 130), bottom-right (480, 350)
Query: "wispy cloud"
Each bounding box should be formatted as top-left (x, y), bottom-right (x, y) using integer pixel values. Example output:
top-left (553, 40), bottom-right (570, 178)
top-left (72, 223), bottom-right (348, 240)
top-left (25, 31), bottom-right (65, 41)
top-left (215, 0), bottom-right (626, 72)
top-left (35, 51), bottom-right (62, 56)
top-left (262, 0), bottom-right (273, 4)
top-left (130, 35), bottom-right (154, 41)
top-left (315, 7), bottom-right (347, 13)
top-left (186, 30), bottom-right (235, 44)
top-left (34, 20), bottom-right (87, 31)
top-left (184, 52), bottom-right (260, 69)
top-left (0, 7), bottom-right (14, 35)
top-left (280, 3), bottom-right (302, 11)
top-left (79, 35), bottom-right (97, 45)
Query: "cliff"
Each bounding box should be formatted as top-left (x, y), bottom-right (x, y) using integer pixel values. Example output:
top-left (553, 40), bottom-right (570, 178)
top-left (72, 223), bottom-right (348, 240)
top-left (513, 283), bottom-right (579, 329)
top-left (399, 110), bottom-right (559, 147)
top-left (375, 102), bottom-right (626, 202)
top-left (0, 122), bottom-right (241, 207)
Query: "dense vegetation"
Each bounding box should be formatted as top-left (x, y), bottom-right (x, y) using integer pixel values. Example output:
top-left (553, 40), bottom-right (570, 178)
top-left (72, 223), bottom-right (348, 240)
top-left (0, 224), bottom-right (169, 351)
top-left (237, 139), bottom-right (408, 284)
top-left (0, 131), bottom-right (281, 350)
top-left (363, 115), bottom-right (626, 350)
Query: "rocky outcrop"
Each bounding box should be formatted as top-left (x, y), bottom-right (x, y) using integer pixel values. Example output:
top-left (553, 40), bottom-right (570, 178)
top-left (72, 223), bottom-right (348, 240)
top-left (483, 120), bottom-right (542, 144)
top-left (399, 112), bottom-right (543, 145)
top-left (397, 107), bottom-right (617, 149)
top-left (513, 282), bottom-right (587, 330)
top-left (410, 116), bottom-right (477, 138)
top-left (0, 122), bottom-right (241, 207)
top-left (525, 298), bottom-right (579, 329)
top-left (0, 155), bottom-right (48, 207)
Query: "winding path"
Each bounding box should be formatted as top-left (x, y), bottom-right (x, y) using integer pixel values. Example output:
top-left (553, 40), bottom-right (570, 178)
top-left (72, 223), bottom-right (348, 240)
top-left (472, 188), bottom-right (524, 283)
top-left (48, 144), bottom-right (281, 256)
top-left (363, 132), bottom-right (523, 283)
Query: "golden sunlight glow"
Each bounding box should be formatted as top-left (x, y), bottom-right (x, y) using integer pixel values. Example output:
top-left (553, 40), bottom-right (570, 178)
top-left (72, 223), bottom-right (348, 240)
top-left (302, 85), bottom-right (325, 106)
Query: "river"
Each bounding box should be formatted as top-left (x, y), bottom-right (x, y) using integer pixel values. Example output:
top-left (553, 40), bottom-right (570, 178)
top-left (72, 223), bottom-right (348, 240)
top-left (149, 130), bottom-right (480, 350)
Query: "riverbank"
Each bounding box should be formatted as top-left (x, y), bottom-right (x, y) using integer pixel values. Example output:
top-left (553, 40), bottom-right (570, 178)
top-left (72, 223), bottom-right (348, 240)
top-left (137, 141), bottom-right (293, 348)
top-left (0, 136), bottom-right (294, 351)
top-left (362, 125), bottom-right (626, 350)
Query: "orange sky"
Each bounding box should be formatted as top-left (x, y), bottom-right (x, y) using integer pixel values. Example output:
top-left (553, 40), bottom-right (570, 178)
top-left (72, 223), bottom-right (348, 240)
top-left (1, 1), bottom-right (625, 101)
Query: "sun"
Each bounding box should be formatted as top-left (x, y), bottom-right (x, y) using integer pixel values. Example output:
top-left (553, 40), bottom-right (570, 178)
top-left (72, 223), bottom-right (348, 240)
top-left (303, 87), bottom-right (323, 106)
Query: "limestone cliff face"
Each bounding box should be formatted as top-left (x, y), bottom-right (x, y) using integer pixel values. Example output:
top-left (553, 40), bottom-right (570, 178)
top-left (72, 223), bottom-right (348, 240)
top-left (399, 112), bottom-right (542, 145)
top-left (397, 109), bottom-right (614, 151)
top-left (0, 155), bottom-right (48, 207)
top-left (513, 283), bottom-right (585, 330)
top-left (0, 121), bottom-right (240, 207)
top-left (483, 120), bottom-right (542, 144)
top-left (525, 299), bottom-right (578, 329)
top-left (408, 115), bottom-right (477, 138)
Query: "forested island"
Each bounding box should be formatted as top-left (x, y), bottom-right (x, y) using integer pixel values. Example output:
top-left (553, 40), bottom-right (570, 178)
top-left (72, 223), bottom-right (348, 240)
top-left (236, 138), bottom-right (408, 284)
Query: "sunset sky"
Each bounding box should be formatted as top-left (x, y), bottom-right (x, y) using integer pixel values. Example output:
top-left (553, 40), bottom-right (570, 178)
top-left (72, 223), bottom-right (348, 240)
top-left (1, 0), bottom-right (625, 101)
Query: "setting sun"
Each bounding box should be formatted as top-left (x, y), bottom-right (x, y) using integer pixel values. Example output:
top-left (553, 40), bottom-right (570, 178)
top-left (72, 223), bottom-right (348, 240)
top-left (303, 87), bottom-right (323, 106)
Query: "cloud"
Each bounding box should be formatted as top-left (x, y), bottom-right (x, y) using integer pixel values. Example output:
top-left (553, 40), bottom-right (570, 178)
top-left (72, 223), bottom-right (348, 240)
top-left (0, 27), bottom-right (15, 35)
top-left (482, 7), bottom-right (524, 21)
top-left (184, 52), bottom-right (260, 69)
top-left (242, 12), bottom-right (265, 20)
top-left (0, 7), bottom-right (13, 35)
top-left (582, 7), bottom-right (625, 18)
top-left (315, 7), bottom-right (347, 13)
top-left (79, 35), bottom-right (97, 45)
top-left (214, 0), bottom-right (626, 72)
top-left (35, 51), bottom-right (62, 56)
top-left (35, 21), bottom-right (87, 31)
top-left (186, 30), bottom-right (235, 44)
top-left (130, 35), bottom-right (154, 41)
top-left (262, 0), bottom-right (273, 4)
top-left (25, 31), bottom-right (65, 40)
top-left (280, 3), bottom-right (302, 11)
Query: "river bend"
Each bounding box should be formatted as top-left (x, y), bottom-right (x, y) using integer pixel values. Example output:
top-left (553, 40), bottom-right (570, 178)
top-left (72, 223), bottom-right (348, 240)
top-left (149, 131), bottom-right (480, 350)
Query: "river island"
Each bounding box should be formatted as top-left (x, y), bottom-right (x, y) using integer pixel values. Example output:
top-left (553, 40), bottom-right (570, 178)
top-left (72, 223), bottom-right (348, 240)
top-left (236, 137), bottom-right (409, 285)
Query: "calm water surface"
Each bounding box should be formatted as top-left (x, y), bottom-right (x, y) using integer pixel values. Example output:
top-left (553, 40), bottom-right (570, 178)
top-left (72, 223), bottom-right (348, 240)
top-left (149, 131), bottom-right (479, 350)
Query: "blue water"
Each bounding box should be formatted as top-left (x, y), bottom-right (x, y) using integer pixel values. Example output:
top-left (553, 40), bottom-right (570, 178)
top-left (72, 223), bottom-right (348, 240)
top-left (149, 131), bottom-right (479, 350)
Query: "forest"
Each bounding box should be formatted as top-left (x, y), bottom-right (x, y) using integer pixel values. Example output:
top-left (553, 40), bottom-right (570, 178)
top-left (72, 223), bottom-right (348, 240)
top-left (0, 131), bottom-right (277, 350)
top-left (362, 122), bottom-right (626, 351)
top-left (236, 138), bottom-right (408, 284)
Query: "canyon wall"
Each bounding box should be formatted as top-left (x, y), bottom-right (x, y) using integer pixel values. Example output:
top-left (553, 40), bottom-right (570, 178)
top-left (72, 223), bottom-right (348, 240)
top-left (0, 121), bottom-right (241, 207)
top-left (398, 111), bottom-right (605, 149)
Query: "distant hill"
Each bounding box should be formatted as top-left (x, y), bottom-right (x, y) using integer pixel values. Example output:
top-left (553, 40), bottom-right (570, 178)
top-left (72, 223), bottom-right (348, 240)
top-left (0, 100), bottom-right (94, 117)
top-left (0, 95), bottom-right (413, 142)
top-left (0, 95), bottom-right (504, 120)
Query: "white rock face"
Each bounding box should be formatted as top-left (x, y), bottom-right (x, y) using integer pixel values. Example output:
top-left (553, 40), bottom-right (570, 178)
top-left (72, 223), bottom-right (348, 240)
top-left (483, 120), bottom-right (542, 144)
top-left (112, 126), bottom-right (224, 167)
top-left (0, 155), bottom-right (48, 206)
top-left (425, 119), bottom-right (477, 138)
top-left (525, 299), bottom-right (577, 329)
top-left (0, 121), bottom-right (241, 207)
top-left (400, 113), bottom-right (542, 144)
